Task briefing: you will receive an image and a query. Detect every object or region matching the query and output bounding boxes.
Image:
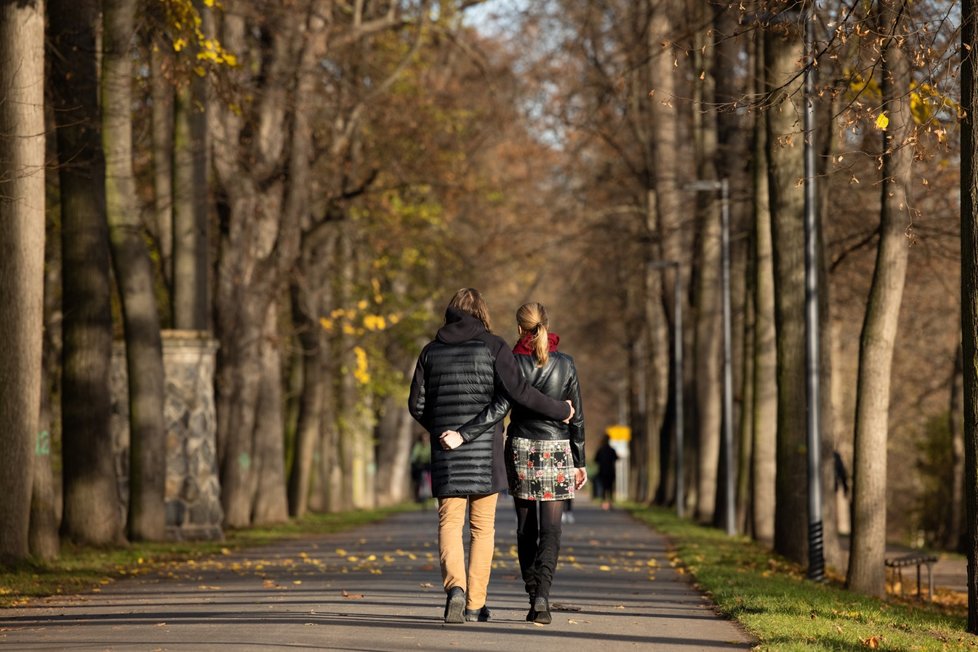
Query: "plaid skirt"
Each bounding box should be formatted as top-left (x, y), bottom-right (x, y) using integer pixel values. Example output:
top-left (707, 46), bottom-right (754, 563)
top-left (507, 436), bottom-right (574, 501)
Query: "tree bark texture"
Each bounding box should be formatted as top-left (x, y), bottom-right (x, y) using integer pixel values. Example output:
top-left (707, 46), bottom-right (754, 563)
top-left (150, 41), bottom-right (174, 294)
top-left (961, 0), bottom-right (978, 630)
top-left (49, 0), bottom-right (124, 546)
top-left (691, 0), bottom-right (722, 522)
top-left (0, 0), bottom-right (45, 563)
top-left (211, 3), bottom-right (328, 526)
top-left (766, 16), bottom-right (807, 565)
top-left (251, 300), bottom-right (289, 524)
top-left (103, 0), bottom-right (168, 542)
top-left (751, 26), bottom-right (777, 545)
top-left (846, 0), bottom-right (913, 598)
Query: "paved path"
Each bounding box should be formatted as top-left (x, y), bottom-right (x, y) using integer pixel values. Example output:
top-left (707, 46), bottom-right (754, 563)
top-left (0, 497), bottom-right (752, 651)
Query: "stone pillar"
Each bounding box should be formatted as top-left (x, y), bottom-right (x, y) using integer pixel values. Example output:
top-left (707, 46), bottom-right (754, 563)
top-left (112, 330), bottom-right (223, 540)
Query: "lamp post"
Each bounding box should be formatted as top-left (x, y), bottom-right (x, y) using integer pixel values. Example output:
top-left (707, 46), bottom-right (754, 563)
top-left (803, 1), bottom-right (825, 582)
top-left (649, 259), bottom-right (683, 518)
top-left (685, 178), bottom-right (735, 536)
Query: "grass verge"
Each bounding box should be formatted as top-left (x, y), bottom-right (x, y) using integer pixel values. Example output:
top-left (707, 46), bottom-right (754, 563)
top-left (629, 504), bottom-right (973, 651)
top-left (0, 503), bottom-right (415, 608)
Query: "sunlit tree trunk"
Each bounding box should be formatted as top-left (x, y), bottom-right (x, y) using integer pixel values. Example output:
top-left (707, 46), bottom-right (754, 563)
top-left (252, 300), bottom-right (289, 524)
top-left (750, 27), bottom-right (776, 545)
top-left (766, 13), bottom-right (807, 565)
top-left (847, 0), bottom-right (913, 597)
top-left (103, 0), bottom-right (167, 542)
top-left (50, 0), bottom-right (125, 546)
top-left (961, 0), bottom-right (978, 630)
top-left (691, 0), bottom-right (722, 523)
top-left (0, 0), bottom-right (45, 563)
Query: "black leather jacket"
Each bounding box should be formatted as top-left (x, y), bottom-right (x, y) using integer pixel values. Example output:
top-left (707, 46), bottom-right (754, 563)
top-left (458, 350), bottom-right (585, 469)
top-left (408, 308), bottom-right (572, 497)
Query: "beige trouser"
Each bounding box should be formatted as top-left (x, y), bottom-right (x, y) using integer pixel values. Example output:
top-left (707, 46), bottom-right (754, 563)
top-left (437, 493), bottom-right (499, 610)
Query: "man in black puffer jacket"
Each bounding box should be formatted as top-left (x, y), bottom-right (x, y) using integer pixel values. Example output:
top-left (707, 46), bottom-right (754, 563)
top-left (408, 288), bottom-right (572, 624)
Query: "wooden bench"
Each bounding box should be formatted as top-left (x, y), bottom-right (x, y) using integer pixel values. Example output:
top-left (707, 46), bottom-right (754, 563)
top-left (885, 553), bottom-right (937, 601)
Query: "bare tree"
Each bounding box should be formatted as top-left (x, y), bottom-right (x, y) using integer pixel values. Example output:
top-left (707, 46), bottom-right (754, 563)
top-left (103, 0), bottom-right (167, 541)
top-left (846, 0), bottom-right (914, 597)
top-left (0, 0), bottom-right (46, 563)
top-left (49, 0), bottom-right (124, 545)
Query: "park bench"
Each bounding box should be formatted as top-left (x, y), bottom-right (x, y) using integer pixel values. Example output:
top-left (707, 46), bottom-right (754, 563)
top-left (884, 553), bottom-right (937, 601)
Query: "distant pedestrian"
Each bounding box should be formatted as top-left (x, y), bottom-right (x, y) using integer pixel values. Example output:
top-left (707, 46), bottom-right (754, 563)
top-left (595, 433), bottom-right (618, 510)
top-left (408, 289), bottom-right (573, 624)
top-left (409, 432), bottom-right (431, 505)
top-left (448, 301), bottom-right (587, 625)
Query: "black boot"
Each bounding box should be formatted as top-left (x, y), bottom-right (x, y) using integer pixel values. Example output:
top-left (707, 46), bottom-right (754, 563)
top-left (444, 587), bottom-right (465, 623)
top-left (532, 596), bottom-right (551, 625)
top-left (525, 593), bottom-right (537, 622)
top-left (464, 605), bottom-right (491, 622)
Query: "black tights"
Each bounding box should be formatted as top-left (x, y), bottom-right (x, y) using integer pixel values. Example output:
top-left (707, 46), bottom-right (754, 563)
top-left (514, 498), bottom-right (564, 600)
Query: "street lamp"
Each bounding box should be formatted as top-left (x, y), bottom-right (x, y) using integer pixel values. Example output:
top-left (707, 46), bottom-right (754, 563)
top-left (648, 260), bottom-right (683, 518)
top-left (685, 178), bottom-right (735, 536)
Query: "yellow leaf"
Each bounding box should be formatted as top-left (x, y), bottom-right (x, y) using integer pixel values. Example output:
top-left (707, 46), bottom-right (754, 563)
top-left (875, 113), bottom-right (889, 130)
top-left (598, 565), bottom-right (611, 571)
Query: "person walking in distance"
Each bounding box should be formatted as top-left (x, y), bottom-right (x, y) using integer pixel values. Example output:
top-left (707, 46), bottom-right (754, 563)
top-left (445, 302), bottom-right (586, 625)
top-left (595, 433), bottom-right (618, 510)
top-left (408, 289), bottom-right (574, 624)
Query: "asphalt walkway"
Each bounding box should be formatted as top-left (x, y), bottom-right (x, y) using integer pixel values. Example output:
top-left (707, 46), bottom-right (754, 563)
top-left (0, 497), bottom-right (752, 651)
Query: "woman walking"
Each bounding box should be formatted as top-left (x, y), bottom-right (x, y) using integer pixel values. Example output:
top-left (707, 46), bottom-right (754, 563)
top-left (449, 302), bottom-right (586, 625)
top-left (408, 289), bottom-right (573, 624)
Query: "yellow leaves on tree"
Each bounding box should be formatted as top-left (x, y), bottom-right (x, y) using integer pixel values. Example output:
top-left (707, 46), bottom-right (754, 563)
top-left (161, 0), bottom-right (237, 69)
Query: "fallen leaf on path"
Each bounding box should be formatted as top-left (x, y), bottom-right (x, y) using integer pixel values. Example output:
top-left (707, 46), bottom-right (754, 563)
top-left (861, 635), bottom-right (881, 649)
top-left (342, 590), bottom-right (365, 599)
top-left (419, 582), bottom-right (434, 589)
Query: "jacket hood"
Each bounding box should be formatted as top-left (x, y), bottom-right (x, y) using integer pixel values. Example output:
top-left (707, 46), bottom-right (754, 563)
top-left (436, 306), bottom-right (488, 344)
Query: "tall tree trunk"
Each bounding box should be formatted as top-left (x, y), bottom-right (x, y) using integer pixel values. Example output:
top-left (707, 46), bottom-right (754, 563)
top-left (374, 391), bottom-right (414, 507)
top-left (172, 38), bottom-right (209, 331)
top-left (0, 0), bottom-right (46, 563)
top-left (103, 0), bottom-right (167, 542)
top-left (737, 251), bottom-right (755, 535)
top-left (49, 0), bottom-right (125, 546)
top-left (649, 0), bottom-right (683, 507)
top-left (961, 0), bottom-right (978, 630)
top-left (150, 41), bottom-right (174, 295)
top-left (252, 300), bottom-right (289, 524)
top-left (751, 26), bottom-right (777, 545)
top-left (766, 13), bottom-right (807, 565)
top-left (691, 0), bottom-right (722, 523)
top-left (846, 0), bottom-right (913, 597)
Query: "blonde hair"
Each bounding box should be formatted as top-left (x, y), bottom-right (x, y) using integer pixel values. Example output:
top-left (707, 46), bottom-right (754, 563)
top-left (448, 288), bottom-right (492, 332)
top-left (516, 302), bottom-right (550, 367)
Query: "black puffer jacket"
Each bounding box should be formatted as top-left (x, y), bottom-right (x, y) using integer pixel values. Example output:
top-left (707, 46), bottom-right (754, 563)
top-left (458, 345), bottom-right (586, 469)
top-left (408, 308), bottom-right (572, 497)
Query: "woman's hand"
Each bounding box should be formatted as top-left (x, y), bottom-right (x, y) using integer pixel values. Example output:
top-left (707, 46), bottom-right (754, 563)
top-left (562, 400), bottom-right (575, 424)
top-left (440, 431), bottom-right (463, 450)
top-left (574, 467), bottom-right (588, 490)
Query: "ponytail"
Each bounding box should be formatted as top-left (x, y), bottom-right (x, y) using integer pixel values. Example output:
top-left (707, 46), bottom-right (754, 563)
top-left (516, 302), bottom-right (550, 367)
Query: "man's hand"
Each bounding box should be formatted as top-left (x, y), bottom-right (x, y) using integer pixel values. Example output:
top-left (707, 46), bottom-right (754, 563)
top-left (440, 430), bottom-right (463, 450)
top-left (562, 400), bottom-right (575, 424)
top-left (574, 467), bottom-right (588, 491)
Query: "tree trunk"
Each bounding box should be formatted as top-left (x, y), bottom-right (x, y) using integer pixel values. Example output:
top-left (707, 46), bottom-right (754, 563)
top-left (103, 0), bottom-right (167, 542)
top-left (951, 342), bottom-right (965, 551)
top-left (737, 253), bottom-right (754, 535)
top-left (49, 0), bottom-right (125, 546)
top-left (252, 300), bottom-right (289, 524)
top-left (374, 391), bottom-right (414, 507)
top-left (150, 41), bottom-right (174, 294)
top-left (0, 0), bottom-right (46, 563)
top-left (648, 0), bottom-right (684, 507)
top-left (172, 46), bottom-right (209, 331)
top-left (766, 15), bottom-right (807, 565)
top-left (846, 0), bottom-right (913, 597)
top-left (751, 26), bottom-right (777, 545)
top-left (691, 0), bottom-right (722, 523)
top-left (961, 0), bottom-right (978, 630)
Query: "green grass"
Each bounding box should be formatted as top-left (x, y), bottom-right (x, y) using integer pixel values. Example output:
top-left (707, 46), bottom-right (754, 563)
top-left (629, 505), bottom-right (974, 651)
top-left (0, 504), bottom-right (414, 608)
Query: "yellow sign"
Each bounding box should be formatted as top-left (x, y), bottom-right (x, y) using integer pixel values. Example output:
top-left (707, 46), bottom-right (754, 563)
top-left (605, 424), bottom-right (631, 442)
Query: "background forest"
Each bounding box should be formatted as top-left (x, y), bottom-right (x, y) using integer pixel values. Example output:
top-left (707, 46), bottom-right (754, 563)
top-left (0, 0), bottom-right (970, 609)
